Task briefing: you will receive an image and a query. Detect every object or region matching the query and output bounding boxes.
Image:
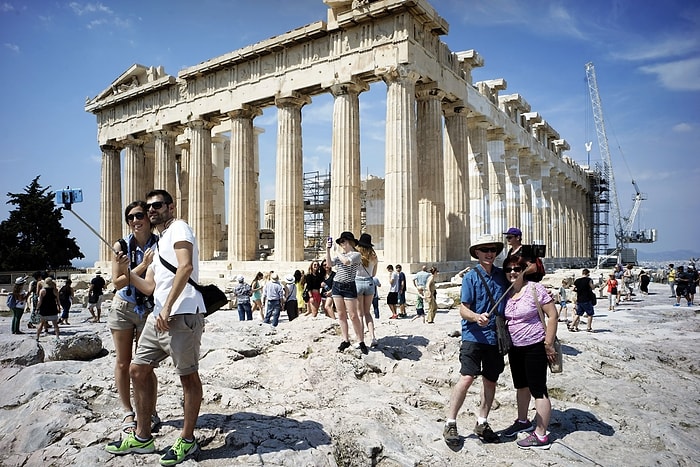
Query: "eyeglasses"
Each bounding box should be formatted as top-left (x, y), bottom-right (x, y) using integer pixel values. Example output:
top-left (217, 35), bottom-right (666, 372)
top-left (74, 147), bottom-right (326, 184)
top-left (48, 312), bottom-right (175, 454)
top-left (504, 266), bottom-right (524, 273)
top-left (505, 236), bottom-right (515, 240)
top-left (146, 201), bottom-right (167, 211)
top-left (126, 212), bottom-right (145, 222)
top-left (476, 247), bottom-right (498, 253)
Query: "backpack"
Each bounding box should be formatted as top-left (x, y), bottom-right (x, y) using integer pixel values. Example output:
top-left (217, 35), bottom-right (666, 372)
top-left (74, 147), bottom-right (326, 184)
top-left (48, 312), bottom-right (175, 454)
top-left (6, 294), bottom-right (15, 309)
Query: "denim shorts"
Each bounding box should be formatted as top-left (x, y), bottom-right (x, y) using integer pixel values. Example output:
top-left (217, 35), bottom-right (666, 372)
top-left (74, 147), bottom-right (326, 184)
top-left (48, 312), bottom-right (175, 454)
top-left (576, 301), bottom-right (595, 316)
top-left (332, 280), bottom-right (358, 299)
top-left (355, 277), bottom-right (375, 296)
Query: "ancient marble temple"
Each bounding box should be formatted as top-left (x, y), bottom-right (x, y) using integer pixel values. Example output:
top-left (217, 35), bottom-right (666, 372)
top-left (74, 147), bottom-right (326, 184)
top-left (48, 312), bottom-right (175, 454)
top-left (85, 0), bottom-right (591, 270)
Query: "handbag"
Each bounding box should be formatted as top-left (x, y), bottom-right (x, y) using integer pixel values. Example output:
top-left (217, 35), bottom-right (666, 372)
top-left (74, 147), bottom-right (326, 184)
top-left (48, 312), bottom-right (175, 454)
top-left (302, 287), bottom-right (310, 303)
top-left (474, 268), bottom-right (514, 356)
top-left (159, 256), bottom-right (228, 316)
top-left (532, 285), bottom-right (563, 373)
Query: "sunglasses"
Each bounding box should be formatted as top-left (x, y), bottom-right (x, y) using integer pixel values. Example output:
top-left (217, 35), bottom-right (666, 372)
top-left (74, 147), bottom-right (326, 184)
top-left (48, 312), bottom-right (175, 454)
top-left (504, 266), bottom-right (524, 273)
top-left (146, 201), bottom-right (167, 210)
top-left (505, 235), bottom-right (515, 239)
top-left (126, 212), bottom-right (145, 222)
top-left (476, 247), bottom-right (498, 253)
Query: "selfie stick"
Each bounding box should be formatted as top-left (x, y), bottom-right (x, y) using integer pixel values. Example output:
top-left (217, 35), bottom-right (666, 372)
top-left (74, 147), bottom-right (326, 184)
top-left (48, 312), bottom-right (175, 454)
top-left (64, 208), bottom-right (119, 255)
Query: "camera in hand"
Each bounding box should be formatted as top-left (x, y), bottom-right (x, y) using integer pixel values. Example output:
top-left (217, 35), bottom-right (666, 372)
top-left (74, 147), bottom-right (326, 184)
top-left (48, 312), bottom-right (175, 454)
top-left (520, 244), bottom-right (546, 259)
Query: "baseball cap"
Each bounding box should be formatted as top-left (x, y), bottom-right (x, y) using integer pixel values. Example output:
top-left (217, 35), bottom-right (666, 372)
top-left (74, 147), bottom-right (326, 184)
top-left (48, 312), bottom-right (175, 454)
top-left (503, 227), bottom-right (522, 237)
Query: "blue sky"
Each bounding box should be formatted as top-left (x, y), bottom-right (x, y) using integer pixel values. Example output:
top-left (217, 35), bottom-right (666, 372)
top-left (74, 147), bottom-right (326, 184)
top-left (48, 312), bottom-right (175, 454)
top-left (1, 0), bottom-right (698, 265)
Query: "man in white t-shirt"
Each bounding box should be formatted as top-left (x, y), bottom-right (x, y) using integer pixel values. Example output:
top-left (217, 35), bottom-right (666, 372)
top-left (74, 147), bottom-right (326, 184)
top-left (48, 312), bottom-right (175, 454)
top-left (106, 189), bottom-right (204, 465)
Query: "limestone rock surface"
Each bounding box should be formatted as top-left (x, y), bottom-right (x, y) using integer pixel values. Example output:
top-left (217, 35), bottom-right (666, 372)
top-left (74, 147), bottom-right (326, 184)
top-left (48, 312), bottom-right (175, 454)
top-left (0, 280), bottom-right (698, 466)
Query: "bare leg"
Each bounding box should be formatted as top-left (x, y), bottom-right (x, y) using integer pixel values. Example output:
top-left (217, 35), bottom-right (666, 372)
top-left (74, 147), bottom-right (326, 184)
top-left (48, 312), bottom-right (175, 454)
top-left (359, 294), bottom-right (375, 342)
top-left (516, 387), bottom-right (532, 420)
top-left (345, 298), bottom-right (364, 343)
top-left (112, 328), bottom-right (136, 417)
top-left (446, 374), bottom-right (475, 420)
top-left (533, 396), bottom-right (552, 437)
top-left (180, 372), bottom-right (202, 440)
top-left (479, 378), bottom-right (497, 419)
top-left (132, 363), bottom-right (157, 440)
top-left (334, 297), bottom-right (350, 342)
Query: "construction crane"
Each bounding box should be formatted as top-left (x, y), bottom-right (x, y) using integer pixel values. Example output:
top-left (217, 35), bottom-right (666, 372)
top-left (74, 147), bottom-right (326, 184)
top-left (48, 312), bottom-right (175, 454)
top-left (584, 62), bottom-right (656, 266)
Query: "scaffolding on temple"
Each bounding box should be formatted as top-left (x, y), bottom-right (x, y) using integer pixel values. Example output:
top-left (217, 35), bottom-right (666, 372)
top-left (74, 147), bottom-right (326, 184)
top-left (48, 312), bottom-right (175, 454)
top-left (590, 162), bottom-right (610, 260)
top-left (303, 171), bottom-right (330, 256)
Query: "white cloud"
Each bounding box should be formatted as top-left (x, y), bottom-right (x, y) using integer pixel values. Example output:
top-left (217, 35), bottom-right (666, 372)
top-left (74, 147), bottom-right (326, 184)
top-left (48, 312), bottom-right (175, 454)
top-left (69, 2), bottom-right (113, 16)
top-left (611, 36), bottom-right (699, 62)
top-left (1, 2), bottom-right (15, 12)
top-left (672, 122), bottom-right (693, 132)
top-left (639, 57), bottom-right (700, 91)
top-left (4, 42), bottom-right (19, 53)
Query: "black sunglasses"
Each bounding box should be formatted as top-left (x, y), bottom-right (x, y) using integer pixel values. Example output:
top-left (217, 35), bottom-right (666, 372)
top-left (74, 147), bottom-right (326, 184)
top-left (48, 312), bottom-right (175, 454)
top-left (126, 212), bottom-right (145, 222)
top-left (505, 235), bottom-right (515, 239)
top-left (504, 266), bottom-right (523, 273)
top-left (146, 201), bottom-right (167, 210)
top-left (476, 247), bottom-right (498, 253)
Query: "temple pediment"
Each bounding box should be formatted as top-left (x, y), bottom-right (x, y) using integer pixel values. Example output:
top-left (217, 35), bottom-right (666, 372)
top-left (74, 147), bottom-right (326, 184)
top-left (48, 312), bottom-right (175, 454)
top-left (89, 64), bottom-right (168, 104)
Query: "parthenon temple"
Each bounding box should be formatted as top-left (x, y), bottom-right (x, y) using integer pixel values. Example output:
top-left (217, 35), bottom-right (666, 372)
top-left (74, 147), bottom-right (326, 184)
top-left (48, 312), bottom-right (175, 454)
top-left (86, 0), bottom-right (592, 272)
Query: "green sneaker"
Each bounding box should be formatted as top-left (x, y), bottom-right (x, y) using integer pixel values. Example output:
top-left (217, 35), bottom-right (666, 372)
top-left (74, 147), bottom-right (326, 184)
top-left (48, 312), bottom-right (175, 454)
top-left (105, 432), bottom-right (155, 455)
top-left (160, 437), bottom-right (199, 466)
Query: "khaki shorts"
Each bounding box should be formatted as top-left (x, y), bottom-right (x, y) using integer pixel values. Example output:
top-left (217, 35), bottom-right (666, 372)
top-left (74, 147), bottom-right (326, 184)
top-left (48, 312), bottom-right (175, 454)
top-left (132, 313), bottom-right (204, 376)
top-left (108, 295), bottom-right (147, 332)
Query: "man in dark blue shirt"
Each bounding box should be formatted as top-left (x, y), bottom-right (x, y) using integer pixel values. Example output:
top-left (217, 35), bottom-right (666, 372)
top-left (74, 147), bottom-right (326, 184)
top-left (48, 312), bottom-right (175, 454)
top-left (443, 234), bottom-right (508, 445)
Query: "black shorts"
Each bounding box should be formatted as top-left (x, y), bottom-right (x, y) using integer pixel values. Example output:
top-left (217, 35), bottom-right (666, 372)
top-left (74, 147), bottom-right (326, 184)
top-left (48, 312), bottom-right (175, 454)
top-left (458, 341), bottom-right (504, 382)
top-left (387, 292), bottom-right (398, 305)
top-left (508, 342), bottom-right (549, 399)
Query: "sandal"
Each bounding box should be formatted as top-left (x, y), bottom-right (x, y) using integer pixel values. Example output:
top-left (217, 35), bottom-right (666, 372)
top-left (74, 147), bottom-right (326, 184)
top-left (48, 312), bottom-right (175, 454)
top-left (587, 328), bottom-right (594, 333)
top-left (121, 411), bottom-right (136, 433)
top-left (151, 412), bottom-right (162, 432)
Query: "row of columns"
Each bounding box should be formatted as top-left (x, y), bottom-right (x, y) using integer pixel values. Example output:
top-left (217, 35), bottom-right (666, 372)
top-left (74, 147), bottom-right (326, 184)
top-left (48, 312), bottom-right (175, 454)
top-left (99, 70), bottom-right (591, 264)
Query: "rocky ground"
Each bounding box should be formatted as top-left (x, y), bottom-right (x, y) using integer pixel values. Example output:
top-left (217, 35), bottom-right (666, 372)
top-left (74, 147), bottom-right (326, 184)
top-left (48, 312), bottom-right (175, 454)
top-left (0, 276), bottom-right (698, 466)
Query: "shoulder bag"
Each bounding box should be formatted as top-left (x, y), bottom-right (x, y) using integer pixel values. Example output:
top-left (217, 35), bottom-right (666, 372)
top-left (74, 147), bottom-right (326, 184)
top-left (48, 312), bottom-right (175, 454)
top-left (159, 256), bottom-right (227, 316)
top-left (532, 285), bottom-right (563, 373)
top-left (474, 268), bottom-right (513, 356)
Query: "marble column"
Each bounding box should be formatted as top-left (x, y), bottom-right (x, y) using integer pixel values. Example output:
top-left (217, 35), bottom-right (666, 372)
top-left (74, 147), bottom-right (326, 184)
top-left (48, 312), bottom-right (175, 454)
top-left (416, 84), bottom-right (446, 262)
top-left (329, 79), bottom-right (367, 237)
top-left (186, 118), bottom-right (216, 260)
top-left (228, 106), bottom-right (262, 261)
top-left (529, 158), bottom-right (544, 245)
top-left (504, 140), bottom-right (521, 233)
top-left (467, 117), bottom-right (489, 241)
top-left (211, 133), bottom-right (228, 253)
top-left (548, 169), bottom-right (561, 259)
top-left (122, 137), bottom-right (147, 212)
top-left (381, 67), bottom-right (420, 264)
top-left (519, 154), bottom-right (533, 238)
top-left (153, 129), bottom-right (178, 197)
top-left (275, 93), bottom-right (310, 262)
top-left (176, 140), bottom-right (190, 221)
top-left (253, 126), bottom-right (265, 243)
top-left (99, 144), bottom-right (122, 262)
top-left (562, 179), bottom-right (572, 258)
top-left (487, 128), bottom-right (507, 239)
top-left (443, 102), bottom-right (469, 261)
top-left (539, 162), bottom-right (551, 252)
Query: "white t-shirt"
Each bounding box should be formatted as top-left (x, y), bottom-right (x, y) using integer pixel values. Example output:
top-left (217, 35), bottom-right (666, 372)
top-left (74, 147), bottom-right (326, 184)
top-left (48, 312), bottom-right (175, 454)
top-left (151, 219), bottom-right (206, 316)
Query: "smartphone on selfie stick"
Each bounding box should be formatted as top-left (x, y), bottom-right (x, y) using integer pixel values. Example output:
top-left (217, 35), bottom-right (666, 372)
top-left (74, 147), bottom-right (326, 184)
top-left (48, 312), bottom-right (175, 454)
top-left (55, 187), bottom-right (120, 255)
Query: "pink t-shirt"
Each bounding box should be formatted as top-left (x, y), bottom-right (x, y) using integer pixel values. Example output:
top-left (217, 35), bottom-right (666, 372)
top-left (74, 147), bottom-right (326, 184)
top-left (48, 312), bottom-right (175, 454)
top-left (504, 282), bottom-right (553, 347)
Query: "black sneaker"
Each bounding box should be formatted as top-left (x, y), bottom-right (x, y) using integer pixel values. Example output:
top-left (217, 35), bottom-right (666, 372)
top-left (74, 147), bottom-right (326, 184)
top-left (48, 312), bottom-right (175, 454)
top-left (501, 419), bottom-right (535, 438)
top-left (338, 341), bottom-right (351, 352)
top-left (474, 421), bottom-right (500, 443)
top-left (359, 342), bottom-right (369, 355)
top-left (443, 422), bottom-right (459, 444)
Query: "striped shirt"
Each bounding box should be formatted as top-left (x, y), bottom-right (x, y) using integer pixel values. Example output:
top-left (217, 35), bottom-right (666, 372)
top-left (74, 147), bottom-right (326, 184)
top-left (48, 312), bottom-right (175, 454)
top-left (332, 251), bottom-right (361, 283)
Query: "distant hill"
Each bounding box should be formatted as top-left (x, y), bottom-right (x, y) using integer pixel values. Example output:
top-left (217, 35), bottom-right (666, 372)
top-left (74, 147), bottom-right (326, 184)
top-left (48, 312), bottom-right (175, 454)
top-left (637, 250), bottom-right (700, 262)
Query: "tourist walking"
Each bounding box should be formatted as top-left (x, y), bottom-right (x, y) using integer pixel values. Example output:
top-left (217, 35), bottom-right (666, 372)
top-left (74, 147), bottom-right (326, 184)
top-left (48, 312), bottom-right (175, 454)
top-left (355, 233), bottom-right (378, 347)
top-left (283, 274), bottom-right (299, 322)
top-left (58, 279), bottom-right (74, 325)
top-left (327, 232), bottom-right (367, 354)
top-left (622, 264), bottom-right (634, 301)
top-left (106, 189), bottom-right (205, 465)
top-left (320, 260), bottom-right (336, 318)
top-left (108, 200), bottom-right (160, 435)
top-left (667, 264), bottom-right (676, 298)
top-left (413, 265), bottom-right (431, 321)
top-left (386, 264), bottom-right (399, 319)
top-left (87, 271), bottom-right (106, 323)
top-left (36, 277), bottom-right (61, 341)
top-left (8, 277), bottom-right (27, 334)
top-left (606, 273), bottom-right (618, 311)
top-left (26, 270), bottom-right (45, 329)
top-left (443, 234), bottom-right (508, 445)
top-left (263, 273), bottom-right (286, 326)
top-left (557, 280), bottom-right (570, 323)
top-left (499, 255), bottom-right (558, 449)
top-left (425, 267), bottom-right (438, 324)
top-left (304, 260), bottom-right (324, 317)
top-left (396, 264), bottom-right (407, 317)
top-left (639, 270), bottom-right (650, 295)
top-left (233, 275), bottom-right (253, 321)
top-left (250, 272), bottom-right (265, 320)
top-left (570, 269), bottom-right (596, 332)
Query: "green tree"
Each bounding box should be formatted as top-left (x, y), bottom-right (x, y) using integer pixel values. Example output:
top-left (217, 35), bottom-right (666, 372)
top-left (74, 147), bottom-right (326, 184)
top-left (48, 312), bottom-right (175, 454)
top-left (0, 176), bottom-right (84, 271)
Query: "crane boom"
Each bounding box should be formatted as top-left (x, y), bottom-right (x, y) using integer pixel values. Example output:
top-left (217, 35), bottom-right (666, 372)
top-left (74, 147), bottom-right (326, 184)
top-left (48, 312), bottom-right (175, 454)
top-left (585, 62), bottom-right (624, 252)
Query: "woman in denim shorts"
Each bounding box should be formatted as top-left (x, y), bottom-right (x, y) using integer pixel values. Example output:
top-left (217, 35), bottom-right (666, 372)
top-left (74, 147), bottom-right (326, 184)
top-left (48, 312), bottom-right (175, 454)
top-left (109, 200), bottom-right (160, 434)
top-left (326, 232), bottom-right (368, 354)
top-left (355, 233), bottom-right (378, 347)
